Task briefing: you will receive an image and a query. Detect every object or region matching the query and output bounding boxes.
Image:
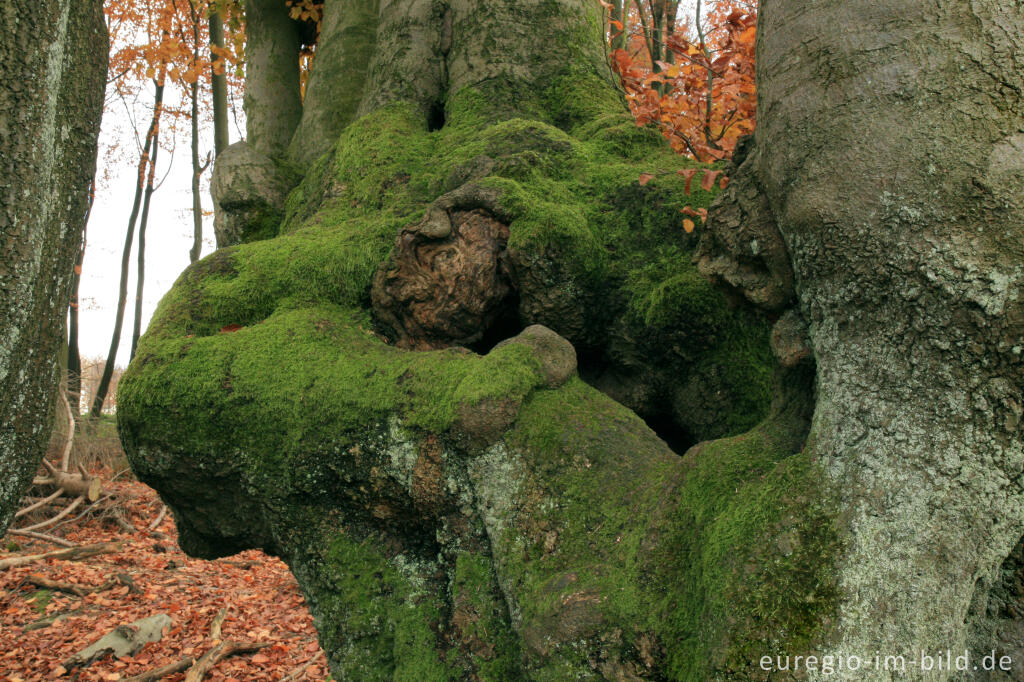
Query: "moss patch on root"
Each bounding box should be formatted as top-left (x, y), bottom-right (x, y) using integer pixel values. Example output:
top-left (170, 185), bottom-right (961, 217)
top-left (119, 84), bottom-right (789, 680)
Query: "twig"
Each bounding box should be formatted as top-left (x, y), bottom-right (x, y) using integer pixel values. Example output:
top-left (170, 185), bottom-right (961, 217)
top-left (148, 505), bottom-right (168, 531)
top-left (23, 606), bottom-right (86, 632)
top-left (0, 541), bottom-right (122, 570)
top-left (15, 489), bottom-right (64, 518)
top-left (184, 641), bottom-right (270, 682)
top-left (61, 392), bottom-right (76, 472)
top-left (24, 572), bottom-right (118, 597)
top-left (7, 529), bottom-right (75, 547)
top-left (281, 649), bottom-right (324, 681)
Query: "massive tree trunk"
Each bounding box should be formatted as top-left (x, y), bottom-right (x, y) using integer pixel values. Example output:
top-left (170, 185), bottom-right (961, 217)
top-left (699, 0), bottom-right (1024, 670)
top-left (0, 1), bottom-right (107, 534)
top-left (120, 0), bottom-right (1023, 679)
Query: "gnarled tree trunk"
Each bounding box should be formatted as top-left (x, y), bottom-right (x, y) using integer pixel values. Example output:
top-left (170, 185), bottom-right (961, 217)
top-left (121, 0), bottom-right (1024, 679)
top-left (0, 0), bottom-right (107, 534)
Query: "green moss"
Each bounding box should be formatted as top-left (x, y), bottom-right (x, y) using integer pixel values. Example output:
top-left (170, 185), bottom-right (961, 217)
top-left (657, 422), bottom-right (842, 679)
top-left (27, 590), bottom-right (52, 614)
top-left (450, 553), bottom-right (522, 679)
top-left (489, 378), bottom-right (840, 680)
top-left (310, 533), bottom-right (451, 681)
top-left (121, 82), bottom-right (782, 680)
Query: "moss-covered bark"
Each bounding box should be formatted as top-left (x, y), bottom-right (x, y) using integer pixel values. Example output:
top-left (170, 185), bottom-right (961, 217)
top-left (117, 0), bottom-right (861, 678)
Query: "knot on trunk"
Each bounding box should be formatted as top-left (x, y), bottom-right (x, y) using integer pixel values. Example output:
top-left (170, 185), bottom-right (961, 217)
top-left (372, 200), bottom-right (517, 350)
top-left (695, 138), bottom-right (795, 311)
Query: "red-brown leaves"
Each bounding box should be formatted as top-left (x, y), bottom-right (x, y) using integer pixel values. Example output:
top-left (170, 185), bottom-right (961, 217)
top-left (606, 0), bottom-right (758, 162)
top-left (0, 476), bottom-right (326, 681)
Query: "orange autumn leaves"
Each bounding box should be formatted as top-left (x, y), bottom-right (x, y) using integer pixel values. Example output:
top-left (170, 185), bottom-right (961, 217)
top-left (606, 0), bottom-right (757, 163)
top-left (106, 0), bottom-right (243, 96)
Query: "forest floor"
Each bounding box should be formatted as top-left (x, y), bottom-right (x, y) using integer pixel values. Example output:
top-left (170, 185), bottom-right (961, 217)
top-left (0, 472), bottom-right (328, 681)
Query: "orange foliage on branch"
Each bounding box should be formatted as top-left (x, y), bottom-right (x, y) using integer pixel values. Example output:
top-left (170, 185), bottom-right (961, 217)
top-left (607, 0), bottom-right (758, 162)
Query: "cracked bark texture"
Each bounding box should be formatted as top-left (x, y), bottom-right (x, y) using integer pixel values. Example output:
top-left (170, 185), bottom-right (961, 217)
top-left (703, 0), bottom-right (1024, 673)
top-left (0, 0), bottom-right (106, 533)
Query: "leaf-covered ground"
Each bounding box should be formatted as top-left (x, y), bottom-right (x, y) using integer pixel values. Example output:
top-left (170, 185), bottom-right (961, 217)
top-left (0, 473), bottom-right (327, 681)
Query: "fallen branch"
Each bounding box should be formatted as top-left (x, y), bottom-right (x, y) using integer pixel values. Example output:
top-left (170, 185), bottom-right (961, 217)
top-left (23, 606), bottom-right (86, 632)
top-left (6, 528), bottom-right (75, 547)
top-left (184, 641), bottom-right (270, 682)
top-left (148, 504), bottom-right (167, 531)
top-left (16, 494), bottom-right (85, 532)
top-left (14, 489), bottom-right (64, 518)
top-left (0, 541), bottom-right (122, 570)
top-left (24, 572), bottom-right (124, 597)
top-left (209, 607), bottom-right (227, 640)
top-left (123, 656), bottom-right (194, 682)
top-left (35, 459), bottom-right (102, 501)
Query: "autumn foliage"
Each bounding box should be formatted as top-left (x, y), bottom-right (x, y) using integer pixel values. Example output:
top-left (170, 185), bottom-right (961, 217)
top-left (607, 0), bottom-right (758, 162)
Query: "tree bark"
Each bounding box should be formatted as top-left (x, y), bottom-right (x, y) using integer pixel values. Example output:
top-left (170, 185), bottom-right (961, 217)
top-left (702, 0), bottom-right (1024, 669)
top-left (0, 0), bottom-right (106, 534)
top-left (243, 0), bottom-right (302, 159)
top-left (123, 0), bottom-right (1024, 678)
top-left (130, 114), bottom-right (162, 361)
top-left (207, 6), bottom-right (229, 157)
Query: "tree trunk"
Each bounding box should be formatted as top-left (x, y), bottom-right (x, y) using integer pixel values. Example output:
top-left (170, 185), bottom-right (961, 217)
top-left (700, 0), bottom-right (1024, 670)
top-left (243, 0), bottom-right (302, 159)
top-left (91, 78), bottom-right (164, 417)
top-left (121, 0), bottom-right (1024, 679)
top-left (67, 185), bottom-right (91, 414)
top-left (207, 5), bottom-right (229, 157)
top-left (130, 116), bottom-right (162, 361)
top-left (0, 0), bottom-right (106, 534)
top-left (189, 0), bottom-right (207, 264)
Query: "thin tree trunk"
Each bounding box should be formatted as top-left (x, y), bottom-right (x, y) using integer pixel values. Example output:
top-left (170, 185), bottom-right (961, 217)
top-left (609, 0), bottom-right (625, 52)
top-left (130, 113), bottom-right (161, 361)
top-left (208, 5), bottom-right (229, 157)
top-left (90, 77), bottom-right (164, 417)
top-left (189, 1), bottom-right (205, 264)
top-left (67, 180), bottom-right (92, 415)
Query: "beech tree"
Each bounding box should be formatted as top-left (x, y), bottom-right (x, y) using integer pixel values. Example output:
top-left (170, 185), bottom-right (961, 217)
top-left (118, 0), bottom-right (1024, 679)
top-left (0, 2), bottom-right (107, 534)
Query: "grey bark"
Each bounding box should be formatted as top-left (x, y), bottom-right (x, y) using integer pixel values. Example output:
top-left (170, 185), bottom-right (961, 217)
top-left (0, 0), bottom-right (106, 533)
top-left (208, 7), bottom-right (230, 157)
top-left (702, 0), bottom-right (1024, 673)
top-left (243, 0), bottom-right (302, 159)
top-left (287, 0), bottom-right (379, 167)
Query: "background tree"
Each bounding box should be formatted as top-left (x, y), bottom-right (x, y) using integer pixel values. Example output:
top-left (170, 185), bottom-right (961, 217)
top-left (0, 0), bottom-right (107, 534)
top-left (611, 0), bottom-right (757, 160)
top-left (89, 0), bottom-right (244, 415)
